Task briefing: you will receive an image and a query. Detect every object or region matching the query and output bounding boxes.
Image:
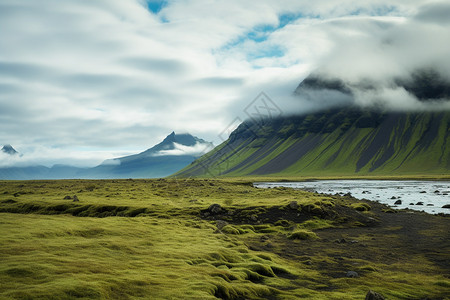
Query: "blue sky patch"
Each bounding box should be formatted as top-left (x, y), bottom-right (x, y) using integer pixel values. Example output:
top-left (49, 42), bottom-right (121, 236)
top-left (146, 0), bottom-right (167, 14)
top-left (247, 44), bottom-right (284, 60)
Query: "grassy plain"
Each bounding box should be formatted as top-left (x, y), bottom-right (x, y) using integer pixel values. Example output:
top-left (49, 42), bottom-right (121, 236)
top-left (0, 179), bottom-right (449, 299)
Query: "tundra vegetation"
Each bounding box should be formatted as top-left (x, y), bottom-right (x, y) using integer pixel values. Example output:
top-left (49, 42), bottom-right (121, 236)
top-left (0, 178), bottom-right (449, 299)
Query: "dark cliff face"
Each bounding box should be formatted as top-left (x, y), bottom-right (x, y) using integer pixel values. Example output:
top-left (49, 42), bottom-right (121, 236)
top-left (295, 69), bottom-right (450, 105)
top-left (397, 69), bottom-right (450, 101)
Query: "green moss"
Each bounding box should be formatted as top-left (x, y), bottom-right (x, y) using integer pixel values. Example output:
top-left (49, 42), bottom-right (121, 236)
top-left (274, 219), bottom-right (291, 227)
top-left (288, 229), bottom-right (318, 240)
top-left (221, 225), bottom-right (242, 235)
top-left (434, 280), bottom-right (450, 288)
top-left (0, 179), bottom-right (449, 299)
top-left (300, 218), bottom-right (334, 230)
top-left (351, 202), bottom-right (371, 211)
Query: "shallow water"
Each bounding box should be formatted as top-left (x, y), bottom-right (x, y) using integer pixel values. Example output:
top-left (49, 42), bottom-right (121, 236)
top-left (254, 180), bottom-right (450, 214)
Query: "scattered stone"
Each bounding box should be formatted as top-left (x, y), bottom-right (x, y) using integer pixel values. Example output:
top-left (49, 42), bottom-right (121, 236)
top-left (207, 204), bottom-right (224, 215)
top-left (394, 200), bottom-right (402, 205)
top-left (346, 271), bottom-right (359, 278)
top-left (344, 192), bottom-right (352, 197)
top-left (335, 238), bottom-right (347, 244)
top-left (442, 204), bottom-right (450, 209)
top-left (427, 204), bottom-right (434, 206)
top-left (365, 290), bottom-right (385, 300)
top-left (420, 191), bottom-right (427, 194)
top-left (444, 193), bottom-right (449, 195)
top-left (416, 202), bottom-right (424, 205)
top-left (72, 195), bottom-right (79, 202)
top-left (63, 195), bottom-right (72, 200)
top-left (216, 220), bottom-right (228, 230)
top-left (391, 196), bottom-right (397, 199)
top-left (409, 203), bottom-right (415, 205)
top-left (434, 190), bottom-right (440, 193)
top-left (288, 201), bottom-right (299, 210)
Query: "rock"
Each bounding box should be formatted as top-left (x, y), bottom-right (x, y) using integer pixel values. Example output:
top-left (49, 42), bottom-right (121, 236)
top-left (288, 201), bottom-right (299, 210)
top-left (346, 271), bottom-right (359, 278)
top-left (365, 290), bottom-right (385, 300)
top-left (216, 220), bottom-right (228, 230)
top-left (416, 202), bottom-right (424, 205)
top-left (72, 195), bottom-right (79, 202)
top-left (420, 191), bottom-right (427, 193)
top-left (335, 238), bottom-right (347, 244)
top-left (409, 203), bottom-right (415, 205)
top-left (434, 190), bottom-right (440, 193)
top-left (394, 200), bottom-right (402, 205)
top-left (63, 195), bottom-right (72, 200)
top-left (391, 196), bottom-right (397, 199)
top-left (442, 204), bottom-right (450, 209)
top-left (207, 204), bottom-right (224, 215)
top-left (427, 204), bottom-right (434, 206)
top-left (344, 192), bottom-right (352, 197)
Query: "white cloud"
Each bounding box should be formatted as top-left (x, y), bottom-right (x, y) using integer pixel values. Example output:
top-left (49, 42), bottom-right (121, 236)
top-left (152, 142), bottom-right (214, 157)
top-left (0, 0), bottom-right (448, 167)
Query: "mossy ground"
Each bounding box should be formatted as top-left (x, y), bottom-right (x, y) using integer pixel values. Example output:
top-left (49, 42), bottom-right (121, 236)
top-left (0, 179), bottom-right (449, 299)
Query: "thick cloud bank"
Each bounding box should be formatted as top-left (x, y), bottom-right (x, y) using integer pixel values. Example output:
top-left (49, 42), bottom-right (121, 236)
top-left (294, 2), bottom-right (450, 111)
top-left (1, 0), bottom-right (449, 166)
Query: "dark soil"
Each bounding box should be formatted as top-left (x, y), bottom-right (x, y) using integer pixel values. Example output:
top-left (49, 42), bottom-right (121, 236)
top-left (250, 200), bottom-right (450, 282)
top-left (201, 195), bottom-right (450, 298)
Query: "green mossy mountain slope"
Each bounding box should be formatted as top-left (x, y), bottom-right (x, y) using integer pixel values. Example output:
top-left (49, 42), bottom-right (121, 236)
top-left (176, 108), bottom-right (450, 177)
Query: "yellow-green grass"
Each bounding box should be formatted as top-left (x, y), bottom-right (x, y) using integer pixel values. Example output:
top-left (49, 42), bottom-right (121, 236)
top-left (0, 179), bottom-right (449, 299)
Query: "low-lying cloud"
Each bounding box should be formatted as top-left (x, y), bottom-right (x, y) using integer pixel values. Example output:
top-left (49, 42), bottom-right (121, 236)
top-left (0, 146), bottom-right (134, 168)
top-left (153, 142), bottom-right (214, 157)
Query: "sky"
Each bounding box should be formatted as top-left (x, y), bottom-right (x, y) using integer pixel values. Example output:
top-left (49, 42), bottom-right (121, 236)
top-left (1, 0), bottom-right (449, 167)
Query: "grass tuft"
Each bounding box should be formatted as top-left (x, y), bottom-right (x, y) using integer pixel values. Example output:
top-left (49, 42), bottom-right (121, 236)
top-left (288, 229), bottom-right (318, 240)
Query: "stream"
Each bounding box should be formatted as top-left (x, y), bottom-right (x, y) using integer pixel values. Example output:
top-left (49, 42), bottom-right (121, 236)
top-left (254, 180), bottom-right (450, 214)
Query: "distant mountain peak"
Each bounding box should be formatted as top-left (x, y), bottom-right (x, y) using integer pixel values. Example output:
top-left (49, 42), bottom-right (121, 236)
top-left (1, 144), bottom-right (18, 155)
top-left (148, 132), bottom-right (211, 154)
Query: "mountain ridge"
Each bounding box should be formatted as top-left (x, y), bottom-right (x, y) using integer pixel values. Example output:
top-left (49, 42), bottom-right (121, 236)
top-left (175, 108), bottom-right (450, 177)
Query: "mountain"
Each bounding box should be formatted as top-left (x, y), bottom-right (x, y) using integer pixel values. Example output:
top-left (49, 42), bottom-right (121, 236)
top-left (1, 144), bottom-right (18, 155)
top-left (0, 132), bottom-right (212, 180)
top-left (80, 132), bottom-right (212, 179)
top-left (176, 109), bottom-right (450, 177)
top-left (176, 72), bottom-right (450, 178)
